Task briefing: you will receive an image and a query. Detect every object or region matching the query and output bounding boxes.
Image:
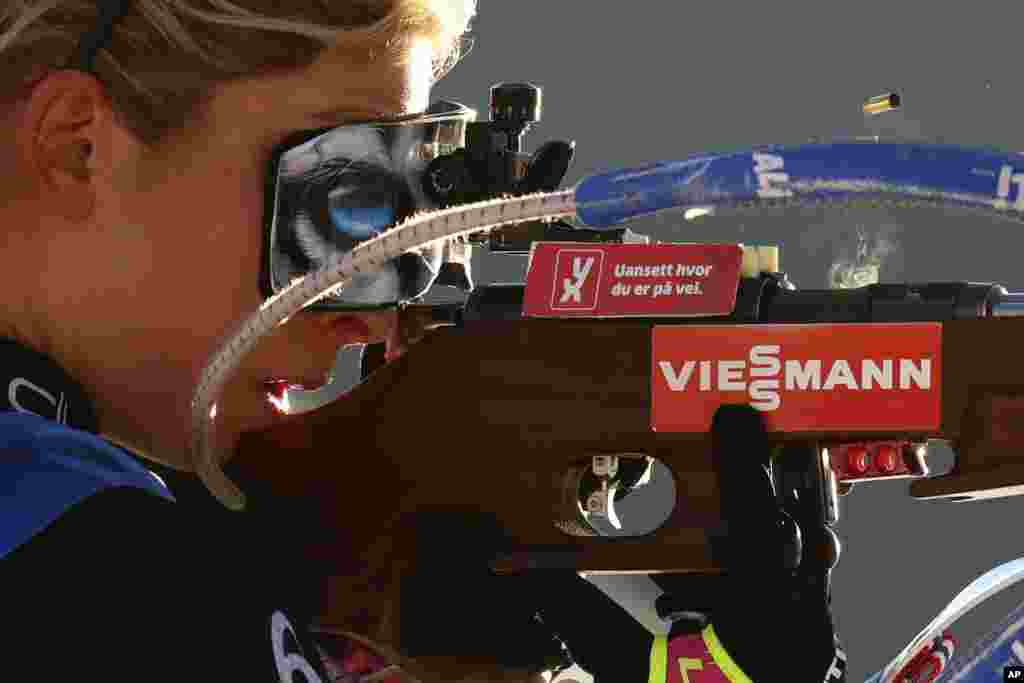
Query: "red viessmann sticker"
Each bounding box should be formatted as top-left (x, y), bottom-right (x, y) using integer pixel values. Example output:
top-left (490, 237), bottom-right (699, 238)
top-left (651, 323), bottom-right (942, 432)
top-left (522, 243), bottom-right (743, 318)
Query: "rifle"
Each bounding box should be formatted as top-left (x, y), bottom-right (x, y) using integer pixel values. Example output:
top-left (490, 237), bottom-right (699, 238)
top-left (213, 83), bottom-right (1024, 650)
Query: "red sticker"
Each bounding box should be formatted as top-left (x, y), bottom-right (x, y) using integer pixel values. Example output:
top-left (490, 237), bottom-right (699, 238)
top-left (522, 243), bottom-right (743, 318)
top-left (651, 323), bottom-right (942, 433)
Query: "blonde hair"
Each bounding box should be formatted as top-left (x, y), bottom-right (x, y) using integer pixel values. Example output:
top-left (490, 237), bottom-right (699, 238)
top-left (0, 0), bottom-right (476, 146)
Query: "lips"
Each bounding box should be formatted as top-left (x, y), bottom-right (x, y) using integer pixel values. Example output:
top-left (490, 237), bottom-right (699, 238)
top-left (258, 314), bottom-right (384, 416)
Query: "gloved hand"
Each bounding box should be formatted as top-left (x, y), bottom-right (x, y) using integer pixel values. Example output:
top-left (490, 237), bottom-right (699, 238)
top-left (397, 506), bottom-right (572, 675)
top-left (708, 404), bottom-right (846, 683)
top-left (515, 405), bottom-right (846, 683)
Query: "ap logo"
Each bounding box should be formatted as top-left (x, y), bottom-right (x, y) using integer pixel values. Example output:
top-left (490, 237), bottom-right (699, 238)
top-left (550, 249), bottom-right (604, 311)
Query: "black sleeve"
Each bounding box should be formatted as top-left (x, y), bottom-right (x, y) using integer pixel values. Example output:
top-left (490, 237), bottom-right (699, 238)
top-left (1, 485), bottom-right (331, 683)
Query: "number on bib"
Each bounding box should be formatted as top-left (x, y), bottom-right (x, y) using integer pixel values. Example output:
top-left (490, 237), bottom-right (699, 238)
top-left (270, 611), bottom-right (324, 683)
top-left (678, 656), bottom-right (704, 683)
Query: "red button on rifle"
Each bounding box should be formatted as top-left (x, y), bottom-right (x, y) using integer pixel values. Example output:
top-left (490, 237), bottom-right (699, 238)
top-left (847, 446), bottom-right (870, 475)
top-left (875, 445), bottom-right (899, 474)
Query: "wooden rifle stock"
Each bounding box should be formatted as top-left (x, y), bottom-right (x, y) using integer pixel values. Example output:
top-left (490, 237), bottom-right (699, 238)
top-left (229, 316), bottom-right (1024, 639)
top-left (911, 317), bottom-right (1024, 500)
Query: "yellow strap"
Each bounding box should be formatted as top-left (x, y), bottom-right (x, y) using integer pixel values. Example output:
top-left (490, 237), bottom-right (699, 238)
top-left (649, 635), bottom-right (668, 683)
top-left (702, 624), bottom-right (754, 683)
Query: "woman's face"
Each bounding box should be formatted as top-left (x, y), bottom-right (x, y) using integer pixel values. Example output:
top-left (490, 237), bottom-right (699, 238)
top-left (7, 38), bottom-right (437, 469)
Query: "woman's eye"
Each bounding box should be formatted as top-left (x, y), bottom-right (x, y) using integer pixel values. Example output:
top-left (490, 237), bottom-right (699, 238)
top-left (327, 205), bottom-right (396, 240)
top-left (321, 169), bottom-right (411, 238)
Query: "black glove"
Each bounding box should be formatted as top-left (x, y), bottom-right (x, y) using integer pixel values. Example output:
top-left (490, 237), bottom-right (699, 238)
top-left (398, 506), bottom-right (571, 673)
top-left (708, 404), bottom-right (847, 683)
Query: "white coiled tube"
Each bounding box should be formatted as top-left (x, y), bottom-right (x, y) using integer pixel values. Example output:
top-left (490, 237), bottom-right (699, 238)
top-left (189, 189), bottom-right (576, 511)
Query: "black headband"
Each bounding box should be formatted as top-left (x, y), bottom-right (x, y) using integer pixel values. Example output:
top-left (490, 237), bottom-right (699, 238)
top-left (69, 0), bottom-right (133, 73)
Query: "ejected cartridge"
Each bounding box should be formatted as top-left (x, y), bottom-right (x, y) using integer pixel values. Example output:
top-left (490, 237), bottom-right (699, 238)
top-left (863, 92), bottom-right (901, 116)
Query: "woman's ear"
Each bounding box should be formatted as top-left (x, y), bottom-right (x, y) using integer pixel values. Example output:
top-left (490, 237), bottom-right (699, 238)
top-left (15, 70), bottom-right (123, 222)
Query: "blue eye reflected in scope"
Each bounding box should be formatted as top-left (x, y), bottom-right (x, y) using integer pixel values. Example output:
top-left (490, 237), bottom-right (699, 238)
top-left (328, 206), bottom-right (396, 241)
